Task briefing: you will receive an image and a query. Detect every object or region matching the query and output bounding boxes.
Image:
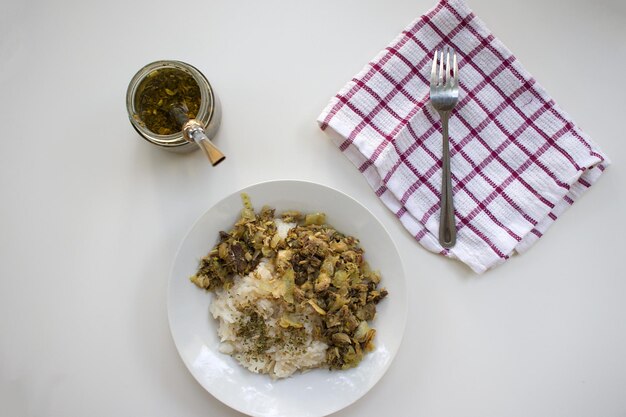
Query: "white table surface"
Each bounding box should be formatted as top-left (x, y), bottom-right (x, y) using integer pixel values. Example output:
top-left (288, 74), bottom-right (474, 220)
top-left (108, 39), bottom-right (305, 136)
top-left (1, 0), bottom-right (625, 416)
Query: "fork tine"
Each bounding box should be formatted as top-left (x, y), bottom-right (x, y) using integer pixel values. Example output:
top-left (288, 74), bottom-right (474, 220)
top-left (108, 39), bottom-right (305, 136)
top-left (445, 47), bottom-right (451, 85)
top-left (430, 50), bottom-right (438, 87)
top-left (453, 49), bottom-right (458, 86)
top-left (438, 50), bottom-right (444, 86)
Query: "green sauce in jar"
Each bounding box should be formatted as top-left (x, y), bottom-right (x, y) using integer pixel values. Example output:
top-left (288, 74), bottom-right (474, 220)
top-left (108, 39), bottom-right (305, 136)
top-left (134, 68), bottom-right (201, 135)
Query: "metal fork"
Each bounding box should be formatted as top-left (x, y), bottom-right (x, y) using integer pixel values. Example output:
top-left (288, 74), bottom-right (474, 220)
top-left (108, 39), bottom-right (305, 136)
top-left (430, 47), bottom-right (459, 248)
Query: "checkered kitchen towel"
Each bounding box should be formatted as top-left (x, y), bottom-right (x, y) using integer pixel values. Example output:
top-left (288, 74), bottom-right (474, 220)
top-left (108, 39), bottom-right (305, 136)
top-left (318, 0), bottom-right (609, 273)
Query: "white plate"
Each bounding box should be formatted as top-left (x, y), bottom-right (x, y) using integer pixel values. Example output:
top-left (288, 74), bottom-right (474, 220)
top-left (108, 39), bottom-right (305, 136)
top-left (168, 180), bottom-right (407, 417)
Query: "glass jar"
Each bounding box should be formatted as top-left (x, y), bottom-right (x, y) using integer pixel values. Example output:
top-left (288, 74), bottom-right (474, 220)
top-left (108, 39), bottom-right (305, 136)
top-left (126, 60), bottom-right (221, 153)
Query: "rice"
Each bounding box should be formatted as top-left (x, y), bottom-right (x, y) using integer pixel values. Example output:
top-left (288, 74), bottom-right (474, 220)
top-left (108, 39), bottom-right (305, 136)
top-left (274, 218), bottom-right (296, 240)
top-left (210, 260), bottom-right (328, 379)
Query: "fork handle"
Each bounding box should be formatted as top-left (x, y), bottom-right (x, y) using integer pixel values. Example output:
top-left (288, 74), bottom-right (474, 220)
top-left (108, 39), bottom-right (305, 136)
top-left (439, 111), bottom-right (457, 248)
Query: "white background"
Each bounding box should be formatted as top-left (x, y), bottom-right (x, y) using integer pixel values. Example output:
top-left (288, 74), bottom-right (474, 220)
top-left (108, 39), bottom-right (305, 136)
top-left (1, 0), bottom-right (625, 416)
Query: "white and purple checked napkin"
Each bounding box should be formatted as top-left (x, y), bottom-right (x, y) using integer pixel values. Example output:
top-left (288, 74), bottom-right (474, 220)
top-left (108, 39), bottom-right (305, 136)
top-left (317, 0), bottom-right (610, 273)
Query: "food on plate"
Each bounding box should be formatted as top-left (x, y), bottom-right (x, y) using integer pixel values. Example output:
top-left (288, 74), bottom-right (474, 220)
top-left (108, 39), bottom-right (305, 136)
top-left (190, 194), bottom-right (388, 378)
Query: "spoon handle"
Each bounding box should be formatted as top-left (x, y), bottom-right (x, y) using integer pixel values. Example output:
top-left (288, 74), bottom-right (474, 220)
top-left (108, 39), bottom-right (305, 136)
top-left (183, 120), bottom-right (226, 166)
